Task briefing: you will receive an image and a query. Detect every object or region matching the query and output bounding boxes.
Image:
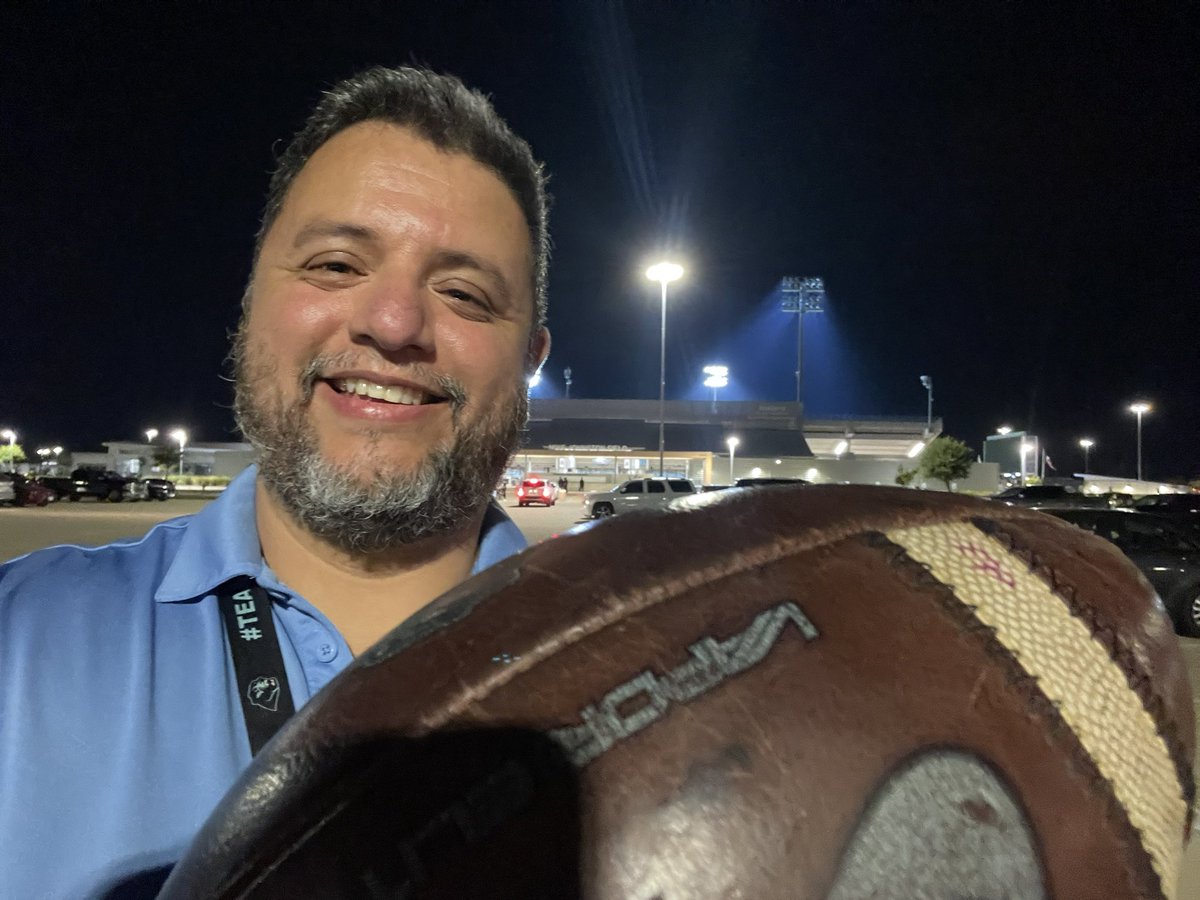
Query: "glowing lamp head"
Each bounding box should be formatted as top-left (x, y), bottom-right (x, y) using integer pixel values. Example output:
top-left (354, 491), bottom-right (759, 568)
top-left (646, 262), bottom-right (684, 284)
top-left (726, 436), bottom-right (740, 451)
top-left (997, 425), bottom-right (1013, 436)
top-left (1079, 438), bottom-right (1095, 450)
top-left (1129, 402), bottom-right (1151, 416)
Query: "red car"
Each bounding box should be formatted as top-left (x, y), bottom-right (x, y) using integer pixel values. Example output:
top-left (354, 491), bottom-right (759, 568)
top-left (516, 476), bottom-right (560, 507)
top-left (1, 473), bottom-right (56, 507)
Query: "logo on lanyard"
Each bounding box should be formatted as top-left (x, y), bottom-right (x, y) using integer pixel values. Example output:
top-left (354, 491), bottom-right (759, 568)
top-left (247, 675), bottom-right (282, 712)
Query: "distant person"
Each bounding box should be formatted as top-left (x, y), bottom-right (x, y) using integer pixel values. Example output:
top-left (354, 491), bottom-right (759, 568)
top-left (0, 66), bottom-right (551, 898)
top-left (579, 477), bottom-right (585, 492)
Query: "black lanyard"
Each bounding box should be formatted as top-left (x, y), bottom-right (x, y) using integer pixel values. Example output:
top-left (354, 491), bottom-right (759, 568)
top-left (216, 576), bottom-right (296, 755)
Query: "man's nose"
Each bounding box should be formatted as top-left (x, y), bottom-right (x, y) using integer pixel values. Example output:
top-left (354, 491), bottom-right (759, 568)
top-left (347, 276), bottom-right (435, 356)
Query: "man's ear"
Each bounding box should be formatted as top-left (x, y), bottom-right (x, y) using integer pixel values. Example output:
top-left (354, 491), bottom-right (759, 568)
top-left (527, 326), bottom-right (551, 376)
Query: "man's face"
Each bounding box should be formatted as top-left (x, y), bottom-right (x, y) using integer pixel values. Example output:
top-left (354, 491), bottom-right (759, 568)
top-left (235, 121), bottom-right (549, 551)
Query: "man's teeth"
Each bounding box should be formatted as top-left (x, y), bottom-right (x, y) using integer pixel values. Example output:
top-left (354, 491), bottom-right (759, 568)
top-left (335, 379), bottom-right (428, 405)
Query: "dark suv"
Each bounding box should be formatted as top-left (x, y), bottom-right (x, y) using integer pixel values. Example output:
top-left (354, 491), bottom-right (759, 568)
top-left (1134, 494), bottom-right (1200, 540)
top-left (992, 484), bottom-right (1105, 508)
top-left (1037, 507), bottom-right (1200, 637)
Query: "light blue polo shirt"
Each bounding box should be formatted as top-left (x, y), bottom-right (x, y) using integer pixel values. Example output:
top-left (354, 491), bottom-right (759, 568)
top-left (0, 466), bottom-right (527, 899)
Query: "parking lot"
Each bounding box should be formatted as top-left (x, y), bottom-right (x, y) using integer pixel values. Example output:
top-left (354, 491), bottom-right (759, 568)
top-left (1, 494), bottom-right (1197, 889)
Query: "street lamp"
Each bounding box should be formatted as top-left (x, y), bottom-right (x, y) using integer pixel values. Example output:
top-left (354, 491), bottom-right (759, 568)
top-left (145, 428), bottom-right (158, 443)
top-left (996, 425), bottom-right (1013, 436)
top-left (170, 428), bottom-right (187, 477)
top-left (647, 260), bottom-right (684, 476)
top-left (1128, 402), bottom-right (1151, 481)
top-left (726, 435), bottom-right (739, 484)
top-left (0, 428), bottom-right (16, 473)
top-left (919, 375), bottom-right (933, 436)
top-left (1078, 438), bottom-right (1095, 475)
top-left (703, 364), bottom-right (728, 412)
top-left (563, 367), bottom-right (572, 400)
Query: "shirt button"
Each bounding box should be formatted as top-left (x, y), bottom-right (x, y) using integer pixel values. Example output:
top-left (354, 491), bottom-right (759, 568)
top-left (317, 643), bottom-right (336, 662)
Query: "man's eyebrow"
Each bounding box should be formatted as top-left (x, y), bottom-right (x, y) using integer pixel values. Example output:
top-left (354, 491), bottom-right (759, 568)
top-left (430, 250), bottom-right (513, 303)
top-left (292, 220), bottom-right (381, 248)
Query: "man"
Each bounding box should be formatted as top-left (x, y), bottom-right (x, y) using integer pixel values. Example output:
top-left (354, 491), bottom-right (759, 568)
top-left (0, 66), bottom-right (551, 899)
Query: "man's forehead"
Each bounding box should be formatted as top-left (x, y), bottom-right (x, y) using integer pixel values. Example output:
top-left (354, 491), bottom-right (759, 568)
top-left (287, 122), bottom-right (514, 217)
top-left (275, 123), bottom-right (532, 261)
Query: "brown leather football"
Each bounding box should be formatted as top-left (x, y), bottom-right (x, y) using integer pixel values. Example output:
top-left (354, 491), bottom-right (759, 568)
top-left (159, 485), bottom-right (1195, 899)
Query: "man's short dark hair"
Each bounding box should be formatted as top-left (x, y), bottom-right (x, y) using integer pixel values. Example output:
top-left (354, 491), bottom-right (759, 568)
top-left (254, 66), bottom-right (549, 329)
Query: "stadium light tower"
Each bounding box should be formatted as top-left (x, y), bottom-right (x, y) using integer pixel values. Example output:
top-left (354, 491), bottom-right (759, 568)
top-left (703, 364), bottom-right (729, 413)
top-left (1128, 402), bottom-right (1151, 481)
top-left (647, 261), bottom-right (684, 476)
top-left (1078, 438), bottom-right (1095, 475)
top-left (780, 276), bottom-right (826, 409)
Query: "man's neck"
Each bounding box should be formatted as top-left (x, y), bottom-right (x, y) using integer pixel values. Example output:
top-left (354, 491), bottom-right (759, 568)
top-left (253, 479), bottom-right (484, 656)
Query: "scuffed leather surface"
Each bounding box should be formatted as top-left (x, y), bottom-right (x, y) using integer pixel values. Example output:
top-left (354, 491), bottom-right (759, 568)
top-left (158, 485), bottom-right (1195, 899)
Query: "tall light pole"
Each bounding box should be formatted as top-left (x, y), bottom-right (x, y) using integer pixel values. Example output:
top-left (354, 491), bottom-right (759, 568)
top-left (647, 261), bottom-right (683, 476)
top-left (780, 276), bottom-right (827, 409)
top-left (1078, 438), bottom-right (1094, 475)
top-left (703, 364), bottom-right (728, 413)
top-left (919, 375), bottom-right (933, 436)
top-left (170, 428), bottom-right (187, 477)
top-left (726, 435), bottom-right (739, 484)
top-left (0, 429), bottom-right (16, 473)
top-left (563, 367), bottom-right (572, 400)
top-left (1129, 402), bottom-right (1151, 481)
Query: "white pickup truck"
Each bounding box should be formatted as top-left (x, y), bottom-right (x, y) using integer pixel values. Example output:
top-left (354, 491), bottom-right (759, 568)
top-left (584, 477), bottom-right (698, 518)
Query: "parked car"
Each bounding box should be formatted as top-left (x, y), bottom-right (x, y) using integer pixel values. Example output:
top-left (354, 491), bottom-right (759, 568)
top-left (516, 475), bottom-right (559, 507)
top-left (1036, 507), bottom-right (1200, 637)
top-left (734, 477), bottom-right (811, 488)
top-left (141, 478), bottom-right (177, 501)
top-left (0, 473), bottom-right (56, 507)
top-left (64, 468), bottom-right (142, 502)
top-left (1133, 494), bottom-right (1200, 541)
top-left (992, 484), bottom-right (1106, 508)
top-left (585, 477), bottom-right (697, 518)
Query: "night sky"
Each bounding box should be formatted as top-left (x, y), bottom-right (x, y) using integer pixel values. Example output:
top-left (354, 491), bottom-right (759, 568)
top-left (3, 3), bottom-right (1196, 481)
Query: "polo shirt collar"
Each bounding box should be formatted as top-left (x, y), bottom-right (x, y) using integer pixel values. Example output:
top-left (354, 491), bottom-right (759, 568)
top-left (155, 465), bottom-right (265, 602)
top-left (154, 465), bottom-right (528, 602)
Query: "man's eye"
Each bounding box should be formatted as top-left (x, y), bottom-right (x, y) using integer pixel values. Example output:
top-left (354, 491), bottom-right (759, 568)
top-left (310, 261), bottom-right (358, 275)
top-left (445, 288), bottom-right (483, 305)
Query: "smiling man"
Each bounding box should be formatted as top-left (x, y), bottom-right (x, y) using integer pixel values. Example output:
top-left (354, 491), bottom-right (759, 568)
top-left (0, 67), bottom-right (550, 898)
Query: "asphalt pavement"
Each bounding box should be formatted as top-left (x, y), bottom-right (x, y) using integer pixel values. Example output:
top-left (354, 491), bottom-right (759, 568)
top-left (1, 493), bottom-right (1197, 891)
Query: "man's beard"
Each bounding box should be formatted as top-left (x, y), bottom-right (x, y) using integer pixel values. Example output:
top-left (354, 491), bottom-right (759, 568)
top-left (231, 325), bottom-right (527, 555)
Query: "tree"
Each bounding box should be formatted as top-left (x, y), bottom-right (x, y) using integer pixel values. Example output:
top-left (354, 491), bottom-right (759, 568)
top-left (152, 446), bottom-right (180, 471)
top-left (895, 466), bottom-right (918, 487)
top-left (917, 436), bottom-right (975, 492)
top-left (0, 442), bottom-right (27, 468)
